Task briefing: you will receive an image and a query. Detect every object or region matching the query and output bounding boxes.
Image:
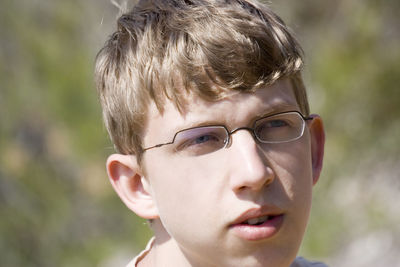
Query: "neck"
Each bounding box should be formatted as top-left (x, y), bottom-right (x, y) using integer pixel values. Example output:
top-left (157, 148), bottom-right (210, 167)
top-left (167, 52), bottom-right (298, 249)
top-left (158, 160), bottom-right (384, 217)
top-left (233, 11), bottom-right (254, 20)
top-left (139, 220), bottom-right (194, 267)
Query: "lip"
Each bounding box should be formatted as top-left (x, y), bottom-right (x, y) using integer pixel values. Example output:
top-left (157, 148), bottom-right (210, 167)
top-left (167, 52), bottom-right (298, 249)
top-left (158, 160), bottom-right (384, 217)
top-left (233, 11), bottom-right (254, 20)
top-left (229, 206), bottom-right (284, 241)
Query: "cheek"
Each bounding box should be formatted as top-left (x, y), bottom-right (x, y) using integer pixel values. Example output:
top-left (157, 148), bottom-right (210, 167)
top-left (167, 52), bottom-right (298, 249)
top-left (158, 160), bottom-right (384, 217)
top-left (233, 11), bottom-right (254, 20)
top-left (267, 141), bottom-right (314, 238)
top-left (146, 157), bottom-right (221, 222)
top-left (145, 158), bottom-right (226, 249)
top-left (267, 139), bottom-right (313, 199)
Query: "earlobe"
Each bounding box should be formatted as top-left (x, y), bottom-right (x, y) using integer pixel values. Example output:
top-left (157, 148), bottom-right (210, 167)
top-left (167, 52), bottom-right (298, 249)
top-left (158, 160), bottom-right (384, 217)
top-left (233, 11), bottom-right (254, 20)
top-left (106, 154), bottom-right (159, 219)
top-left (308, 115), bottom-right (325, 185)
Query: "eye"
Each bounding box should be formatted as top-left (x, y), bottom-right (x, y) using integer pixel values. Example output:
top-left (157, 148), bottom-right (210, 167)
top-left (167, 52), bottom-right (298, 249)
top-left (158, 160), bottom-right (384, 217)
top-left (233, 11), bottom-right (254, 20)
top-left (179, 134), bottom-right (224, 150)
top-left (184, 134), bottom-right (221, 147)
top-left (173, 126), bottom-right (227, 155)
top-left (256, 119), bottom-right (290, 134)
top-left (254, 117), bottom-right (295, 142)
top-left (264, 119), bottom-right (289, 128)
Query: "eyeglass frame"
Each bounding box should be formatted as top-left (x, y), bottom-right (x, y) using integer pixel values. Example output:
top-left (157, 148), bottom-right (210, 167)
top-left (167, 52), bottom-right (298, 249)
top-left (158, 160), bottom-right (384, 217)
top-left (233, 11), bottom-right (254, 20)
top-left (142, 110), bottom-right (313, 152)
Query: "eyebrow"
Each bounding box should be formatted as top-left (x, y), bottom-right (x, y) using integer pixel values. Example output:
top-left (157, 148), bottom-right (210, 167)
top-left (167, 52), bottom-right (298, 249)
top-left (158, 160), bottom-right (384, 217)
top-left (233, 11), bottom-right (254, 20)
top-left (252, 102), bottom-right (300, 121)
top-left (171, 101), bottom-right (300, 133)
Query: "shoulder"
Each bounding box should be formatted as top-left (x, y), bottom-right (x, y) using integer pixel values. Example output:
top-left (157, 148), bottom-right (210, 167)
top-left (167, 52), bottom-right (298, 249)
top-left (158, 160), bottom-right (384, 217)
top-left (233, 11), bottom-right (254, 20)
top-left (291, 257), bottom-right (329, 267)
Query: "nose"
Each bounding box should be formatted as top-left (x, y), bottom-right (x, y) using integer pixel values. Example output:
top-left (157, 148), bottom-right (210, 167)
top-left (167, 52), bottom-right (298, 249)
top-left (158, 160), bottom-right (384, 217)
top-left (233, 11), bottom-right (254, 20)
top-left (227, 130), bottom-right (275, 193)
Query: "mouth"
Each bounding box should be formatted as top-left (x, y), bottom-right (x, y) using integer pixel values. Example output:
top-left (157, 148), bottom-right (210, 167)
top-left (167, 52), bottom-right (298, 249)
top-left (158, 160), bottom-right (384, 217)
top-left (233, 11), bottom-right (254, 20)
top-left (241, 215), bottom-right (274, 226)
top-left (229, 208), bottom-right (285, 241)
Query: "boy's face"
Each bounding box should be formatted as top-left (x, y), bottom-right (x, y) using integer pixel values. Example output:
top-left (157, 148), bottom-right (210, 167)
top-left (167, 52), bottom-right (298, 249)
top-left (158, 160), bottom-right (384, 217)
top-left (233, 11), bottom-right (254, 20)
top-left (119, 79), bottom-right (324, 266)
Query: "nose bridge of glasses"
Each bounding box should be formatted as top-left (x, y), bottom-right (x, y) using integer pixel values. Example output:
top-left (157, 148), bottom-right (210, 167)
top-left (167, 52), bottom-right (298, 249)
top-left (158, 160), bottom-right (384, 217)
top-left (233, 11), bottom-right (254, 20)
top-left (226, 126), bottom-right (257, 146)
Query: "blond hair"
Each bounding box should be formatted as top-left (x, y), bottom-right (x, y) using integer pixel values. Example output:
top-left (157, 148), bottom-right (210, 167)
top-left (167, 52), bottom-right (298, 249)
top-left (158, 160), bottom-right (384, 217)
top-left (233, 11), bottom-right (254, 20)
top-left (95, 0), bottom-right (309, 160)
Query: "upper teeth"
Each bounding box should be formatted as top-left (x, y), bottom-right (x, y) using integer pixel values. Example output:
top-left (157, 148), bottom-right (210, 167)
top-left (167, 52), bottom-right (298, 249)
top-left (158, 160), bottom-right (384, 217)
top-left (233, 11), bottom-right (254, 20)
top-left (246, 215), bottom-right (269, 225)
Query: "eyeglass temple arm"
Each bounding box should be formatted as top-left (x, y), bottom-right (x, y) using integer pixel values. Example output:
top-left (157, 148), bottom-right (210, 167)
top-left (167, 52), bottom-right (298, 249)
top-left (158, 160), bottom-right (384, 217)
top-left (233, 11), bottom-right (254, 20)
top-left (143, 140), bottom-right (175, 152)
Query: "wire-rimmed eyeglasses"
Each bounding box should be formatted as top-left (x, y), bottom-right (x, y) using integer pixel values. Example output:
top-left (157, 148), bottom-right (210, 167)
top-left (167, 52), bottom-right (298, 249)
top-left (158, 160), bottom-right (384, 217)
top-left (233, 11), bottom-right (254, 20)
top-left (143, 111), bottom-right (312, 156)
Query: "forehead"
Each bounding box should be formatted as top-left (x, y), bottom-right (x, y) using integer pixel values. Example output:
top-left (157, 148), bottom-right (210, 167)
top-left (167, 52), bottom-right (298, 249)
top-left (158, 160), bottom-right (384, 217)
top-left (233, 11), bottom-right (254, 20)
top-left (143, 79), bottom-right (298, 144)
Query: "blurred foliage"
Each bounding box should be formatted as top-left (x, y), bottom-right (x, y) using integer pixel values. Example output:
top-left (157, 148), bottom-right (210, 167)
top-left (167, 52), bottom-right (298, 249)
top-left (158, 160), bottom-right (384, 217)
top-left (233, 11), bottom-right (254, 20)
top-left (0, 1), bottom-right (151, 266)
top-left (0, 0), bottom-right (399, 266)
top-left (273, 0), bottom-right (400, 265)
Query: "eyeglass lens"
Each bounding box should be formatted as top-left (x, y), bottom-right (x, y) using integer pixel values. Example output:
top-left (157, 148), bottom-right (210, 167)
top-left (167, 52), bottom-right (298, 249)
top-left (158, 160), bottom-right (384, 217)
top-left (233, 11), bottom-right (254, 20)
top-left (173, 126), bottom-right (228, 156)
top-left (254, 112), bottom-right (304, 143)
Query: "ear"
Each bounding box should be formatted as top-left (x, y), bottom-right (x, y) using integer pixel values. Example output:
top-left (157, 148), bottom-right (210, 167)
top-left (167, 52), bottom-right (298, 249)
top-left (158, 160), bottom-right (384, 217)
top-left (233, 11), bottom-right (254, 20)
top-left (307, 115), bottom-right (325, 185)
top-left (106, 154), bottom-right (159, 219)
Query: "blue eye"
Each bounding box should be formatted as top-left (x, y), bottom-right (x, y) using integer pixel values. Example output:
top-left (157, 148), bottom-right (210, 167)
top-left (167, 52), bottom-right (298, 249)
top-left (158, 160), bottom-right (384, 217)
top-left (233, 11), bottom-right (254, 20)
top-left (256, 119), bottom-right (288, 135)
top-left (254, 118), bottom-right (293, 141)
top-left (186, 134), bottom-right (221, 147)
top-left (173, 126), bottom-right (228, 155)
top-left (266, 119), bottom-right (288, 128)
top-left (194, 135), bottom-right (214, 144)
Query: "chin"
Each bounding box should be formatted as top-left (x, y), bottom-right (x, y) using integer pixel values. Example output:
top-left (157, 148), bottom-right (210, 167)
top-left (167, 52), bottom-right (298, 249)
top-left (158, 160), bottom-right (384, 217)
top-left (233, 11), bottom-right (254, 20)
top-left (216, 244), bottom-right (298, 267)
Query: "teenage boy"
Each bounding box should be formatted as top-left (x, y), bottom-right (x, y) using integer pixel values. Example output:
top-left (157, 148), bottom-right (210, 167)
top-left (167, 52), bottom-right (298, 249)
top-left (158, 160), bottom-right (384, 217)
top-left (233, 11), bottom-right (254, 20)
top-left (95, 0), bottom-right (326, 266)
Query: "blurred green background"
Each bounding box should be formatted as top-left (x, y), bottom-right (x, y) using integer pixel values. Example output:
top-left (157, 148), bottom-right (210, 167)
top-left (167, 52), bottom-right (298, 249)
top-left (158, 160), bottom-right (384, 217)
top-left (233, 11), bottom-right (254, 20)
top-left (0, 0), bottom-right (399, 266)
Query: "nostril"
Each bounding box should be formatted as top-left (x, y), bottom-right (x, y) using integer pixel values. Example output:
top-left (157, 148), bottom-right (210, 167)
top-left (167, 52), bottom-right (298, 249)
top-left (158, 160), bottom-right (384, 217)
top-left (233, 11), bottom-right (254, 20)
top-left (237, 186), bottom-right (247, 191)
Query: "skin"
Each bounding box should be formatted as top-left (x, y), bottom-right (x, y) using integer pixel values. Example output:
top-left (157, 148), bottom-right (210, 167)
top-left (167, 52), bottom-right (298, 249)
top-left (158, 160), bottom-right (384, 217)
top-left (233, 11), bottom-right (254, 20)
top-left (107, 78), bottom-right (325, 267)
